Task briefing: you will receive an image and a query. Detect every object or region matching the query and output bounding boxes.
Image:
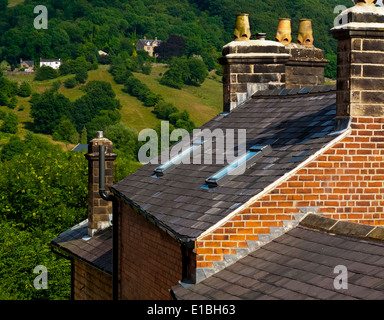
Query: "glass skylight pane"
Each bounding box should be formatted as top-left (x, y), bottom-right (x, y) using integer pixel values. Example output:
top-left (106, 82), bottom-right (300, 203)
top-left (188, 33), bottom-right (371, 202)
top-left (204, 144), bottom-right (271, 188)
top-left (154, 138), bottom-right (204, 176)
top-left (205, 151), bottom-right (258, 186)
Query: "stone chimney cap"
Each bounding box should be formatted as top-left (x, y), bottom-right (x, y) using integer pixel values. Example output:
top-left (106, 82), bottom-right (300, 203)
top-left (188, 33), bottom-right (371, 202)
top-left (97, 131), bottom-right (104, 138)
top-left (331, 5), bottom-right (384, 32)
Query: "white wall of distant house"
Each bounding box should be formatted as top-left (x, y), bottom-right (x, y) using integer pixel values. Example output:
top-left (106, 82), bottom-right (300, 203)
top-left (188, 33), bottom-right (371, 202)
top-left (40, 61), bottom-right (61, 69)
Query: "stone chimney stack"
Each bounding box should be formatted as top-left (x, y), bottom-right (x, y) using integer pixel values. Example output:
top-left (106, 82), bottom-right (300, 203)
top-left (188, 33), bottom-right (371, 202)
top-left (219, 14), bottom-right (289, 112)
top-left (85, 131), bottom-right (117, 237)
top-left (219, 14), bottom-right (330, 112)
top-left (331, 0), bottom-right (384, 119)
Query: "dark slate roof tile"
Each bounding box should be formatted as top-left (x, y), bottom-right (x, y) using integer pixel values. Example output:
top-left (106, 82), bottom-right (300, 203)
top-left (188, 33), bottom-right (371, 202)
top-left (172, 216), bottom-right (384, 300)
top-left (111, 91), bottom-right (338, 240)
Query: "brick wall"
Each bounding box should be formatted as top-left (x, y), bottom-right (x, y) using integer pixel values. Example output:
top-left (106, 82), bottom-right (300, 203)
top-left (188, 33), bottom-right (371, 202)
top-left (196, 117), bottom-right (384, 270)
top-left (119, 202), bottom-right (183, 300)
top-left (73, 259), bottom-right (112, 300)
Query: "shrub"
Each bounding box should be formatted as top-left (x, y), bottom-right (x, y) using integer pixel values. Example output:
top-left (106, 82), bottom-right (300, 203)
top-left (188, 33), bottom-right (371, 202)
top-left (7, 96), bottom-right (17, 109)
top-left (34, 66), bottom-right (58, 81)
top-left (75, 67), bottom-right (88, 84)
top-left (0, 111), bottom-right (18, 134)
top-left (52, 118), bottom-right (79, 144)
top-left (17, 82), bottom-right (32, 97)
top-left (64, 77), bottom-right (78, 88)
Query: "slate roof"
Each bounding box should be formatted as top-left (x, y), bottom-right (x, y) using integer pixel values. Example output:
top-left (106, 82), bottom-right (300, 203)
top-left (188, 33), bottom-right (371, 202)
top-left (171, 214), bottom-right (384, 300)
top-left (51, 220), bottom-right (112, 275)
top-left (112, 85), bottom-right (344, 241)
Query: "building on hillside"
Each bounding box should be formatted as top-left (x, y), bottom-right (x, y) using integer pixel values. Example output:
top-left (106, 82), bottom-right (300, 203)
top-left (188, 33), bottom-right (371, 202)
top-left (20, 59), bottom-right (34, 72)
top-left (52, 1), bottom-right (384, 300)
top-left (39, 58), bottom-right (62, 69)
top-left (136, 36), bottom-right (161, 57)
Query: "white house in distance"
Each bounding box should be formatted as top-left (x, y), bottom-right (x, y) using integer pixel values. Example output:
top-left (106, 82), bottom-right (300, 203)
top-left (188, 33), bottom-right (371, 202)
top-left (40, 58), bottom-right (63, 69)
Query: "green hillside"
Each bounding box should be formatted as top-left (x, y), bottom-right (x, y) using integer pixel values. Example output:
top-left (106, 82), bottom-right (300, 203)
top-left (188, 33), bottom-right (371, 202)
top-left (1, 64), bottom-right (222, 143)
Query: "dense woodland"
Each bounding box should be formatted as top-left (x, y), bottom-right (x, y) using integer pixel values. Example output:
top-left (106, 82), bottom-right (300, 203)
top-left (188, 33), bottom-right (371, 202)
top-left (0, 0), bottom-right (356, 300)
top-left (0, 0), bottom-right (354, 77)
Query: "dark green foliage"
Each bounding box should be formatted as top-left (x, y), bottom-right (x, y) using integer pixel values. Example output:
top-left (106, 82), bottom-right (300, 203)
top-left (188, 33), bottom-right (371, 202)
top-left (0, 220), bottom-right (72, 300)
top-left (0, 109), bottom-right (6, 120)
top-left (52, 118), bottom-right (79, 144)
top-left (85, 110), bottom-right (121, 140)
top-left (75, 67), bottom-right (88, 84)
top-left (104, 123), bottom-right (140, 160)
top-left (7, 96), bottom-right (17, 109)
top-left (30, 90), bottom-right (72, 134)
top-left (64, 77), bottom-right (78, 88)
top-left (34, 66), bottom-right (58, 81)
top-left (0, 134), bottom-right (88, 233)
top-left (160, 56), bottom-right (208, 89)
top-left (123, 76), bottom-right (161, 107)
top-left (0, 136), bottom-right (25, 162)
top-left (0, 111), bottom-right (18, 134)
top-left (153, 101), bottom-right (178, 120)
top-left (17, 82), bottom-right (32, 97)
top-left (71, 80), bottom-right (121, 131)
top-left (154, 35), bottom-right (186, 60)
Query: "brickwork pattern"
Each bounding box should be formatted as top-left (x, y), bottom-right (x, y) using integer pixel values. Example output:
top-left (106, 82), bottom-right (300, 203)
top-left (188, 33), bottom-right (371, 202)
top-left (119, 203), bottom-right (183, 300)
top-left (196, 117), bottom-right (384, 271)
top-left (73, 260), bottom-right (112, 300)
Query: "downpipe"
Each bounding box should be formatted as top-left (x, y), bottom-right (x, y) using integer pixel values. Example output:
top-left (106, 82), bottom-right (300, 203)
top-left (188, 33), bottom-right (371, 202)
top-left (99, 145), bottom-right (119, 300)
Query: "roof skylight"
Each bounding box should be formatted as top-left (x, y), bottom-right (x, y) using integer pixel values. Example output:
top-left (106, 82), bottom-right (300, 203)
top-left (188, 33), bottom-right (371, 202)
top-left (153, 138), bottom-right (204, 177)
top-left (204, 145), bottom-right (272, 188)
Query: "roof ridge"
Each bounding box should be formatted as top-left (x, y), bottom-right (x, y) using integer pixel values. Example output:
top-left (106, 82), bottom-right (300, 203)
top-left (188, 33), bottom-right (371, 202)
top-left (299, 214), bottom-right (384, 243)
top-left (252, 84), bottom-right (336, 99)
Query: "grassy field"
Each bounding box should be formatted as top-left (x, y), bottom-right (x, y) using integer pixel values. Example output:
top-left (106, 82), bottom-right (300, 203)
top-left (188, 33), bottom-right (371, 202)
top-left (1, 64), bottom-right (223, 147)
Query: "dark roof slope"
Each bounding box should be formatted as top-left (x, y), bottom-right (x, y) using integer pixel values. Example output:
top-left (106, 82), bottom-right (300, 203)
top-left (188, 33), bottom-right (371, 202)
top-left (171, 214), bottom-right (384, 300)
top-left (51, 220), bottom-right (112, 275)
top-left (113, 85), bottom-right (342, 241)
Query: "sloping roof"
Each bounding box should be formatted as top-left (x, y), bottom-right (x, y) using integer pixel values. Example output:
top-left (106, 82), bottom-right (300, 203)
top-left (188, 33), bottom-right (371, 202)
top-left (40, 59), bottom-right (63, 63)
top-left (21, 60), bottom-right (34, 66)
top-left (171, 214), bottom-right (384, 300)
top-left (51, 220), bottom-right (112, 275)
top-left (72, 144), bottom-right (88, 152)
top-left (112, 85), bottom-right (345, 241)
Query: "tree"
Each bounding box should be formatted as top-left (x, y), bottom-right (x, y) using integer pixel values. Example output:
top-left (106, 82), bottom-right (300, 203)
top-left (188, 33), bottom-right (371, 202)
top-left (0, 111), bottom-right (18, 134)
top-left (187, 58), bottom-right (208, 86)
top-left (30, 90), bottom-right (72, 134)
top-left (52, 118), bottom-right (79, 144)
top-left (75, 67), bottom-right (88, 84)
top-left (154, 35), bottom-right (186, 60)
top-left (0, 0), bottom-right (7, 11)
top-left (104, 123), bottom-right (139, 160)
top-left (80, 126), bottom-right (88, 144)
top-left (0, 136), bottom-right (25, 162)
top-left (18, 82), bottom-right (32, 97)
top-left (64, 77), bottom-right (78, 88)
top-left (34, 66), bottom-right (58, 81)
top-left (7, 96), bottom-right (17, 109)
